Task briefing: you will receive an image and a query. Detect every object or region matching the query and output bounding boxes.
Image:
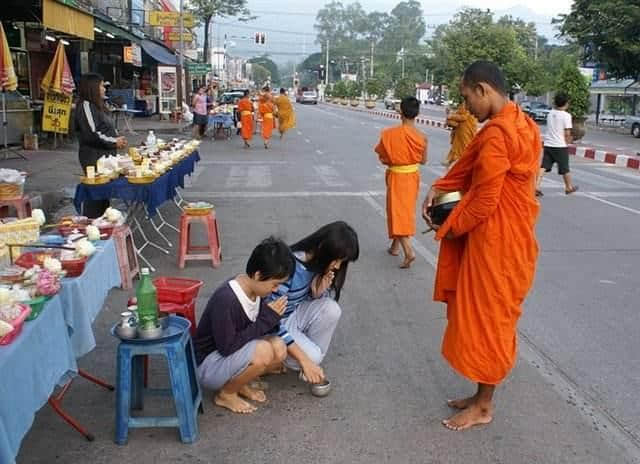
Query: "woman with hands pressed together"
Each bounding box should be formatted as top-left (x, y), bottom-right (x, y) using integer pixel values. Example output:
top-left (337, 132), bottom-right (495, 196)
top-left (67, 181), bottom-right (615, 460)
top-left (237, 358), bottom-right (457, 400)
top-left (268, 221), bottom-right (360, 385)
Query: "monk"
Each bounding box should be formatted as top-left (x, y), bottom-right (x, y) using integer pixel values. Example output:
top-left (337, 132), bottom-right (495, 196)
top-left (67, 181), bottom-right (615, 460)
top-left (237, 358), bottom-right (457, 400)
top-left (237, 90), bottom-right (254, 148)
top-left (375, 96), bottom-right (427, 269)
top-left (274, 88), bottom-right (296, 140)
top-left (258, 90), bottom-right (275, 149)
top-left (422, 61), bottom-right (540, 431)
top-left (444, 102), bottom-right (477, 168)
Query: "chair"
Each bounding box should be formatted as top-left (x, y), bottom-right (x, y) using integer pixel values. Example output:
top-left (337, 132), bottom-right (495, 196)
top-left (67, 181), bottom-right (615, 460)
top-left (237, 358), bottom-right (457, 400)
top-left (0, 195), bottom-right (32, 219)
top-left (177, 211), bottom-right (221, 269)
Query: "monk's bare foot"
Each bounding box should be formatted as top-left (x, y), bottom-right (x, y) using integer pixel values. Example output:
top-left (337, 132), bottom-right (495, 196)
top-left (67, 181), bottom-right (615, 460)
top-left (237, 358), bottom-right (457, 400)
top-left (387, 247), bottom-right (399, 256)
top-left (239, 385), bottom-right (267, 403)
top-left (447, 395), bottom-right (477, 410)
top-left (214, 391), bottom-right (257, 414)
top-left (442, 403), bottom-right (493, 431)
top-left (399, 254), bottom-right (416, 269)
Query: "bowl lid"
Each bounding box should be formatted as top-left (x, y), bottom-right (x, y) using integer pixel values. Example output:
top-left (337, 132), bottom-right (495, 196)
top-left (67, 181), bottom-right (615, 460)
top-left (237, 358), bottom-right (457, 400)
top-left (433, 191), bottom-right (462, 207)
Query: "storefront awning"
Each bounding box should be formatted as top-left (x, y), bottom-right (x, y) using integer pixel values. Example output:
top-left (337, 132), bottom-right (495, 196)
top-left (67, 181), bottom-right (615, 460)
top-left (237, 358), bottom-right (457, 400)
top-left (590, 79), bottom-right (640, 96)
top-left (141, 40), bottom-right (178, 66)
top-left (42, 0), bottom-right (94, 40)
top-left (94, 18), bottom-right (140, 44)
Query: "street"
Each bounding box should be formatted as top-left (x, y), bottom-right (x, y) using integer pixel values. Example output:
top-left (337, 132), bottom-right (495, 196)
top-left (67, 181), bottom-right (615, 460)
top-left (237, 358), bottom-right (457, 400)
top-left (18, 102), bottom-right (640, 463)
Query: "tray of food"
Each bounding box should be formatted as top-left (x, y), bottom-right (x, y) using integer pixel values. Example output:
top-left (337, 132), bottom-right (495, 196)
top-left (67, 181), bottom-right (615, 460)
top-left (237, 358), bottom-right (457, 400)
top-left (183, 201), bottom-right (214, 216)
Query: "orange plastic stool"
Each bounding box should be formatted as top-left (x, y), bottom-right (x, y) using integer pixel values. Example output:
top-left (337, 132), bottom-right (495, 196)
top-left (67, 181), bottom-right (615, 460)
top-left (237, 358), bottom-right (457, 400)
top-left (0, 195), bottom-right (32, 219)
top-left (178, 212), bottom-right (221, 269)
top-left (112, 225), bottom-right (139, 290)
top-left (159, 301), bottom-right (197, 336)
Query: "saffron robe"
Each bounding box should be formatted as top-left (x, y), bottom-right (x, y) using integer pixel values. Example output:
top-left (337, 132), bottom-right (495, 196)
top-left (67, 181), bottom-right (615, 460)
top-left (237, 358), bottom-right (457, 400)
top-left (259, 101), bottom-right (275, 141)
top-left (275, 95), bottom-right (296, 133)
top-left (375, 125), bottom-right (427, 238)
top-left (433, 102), bottom-right (540, 385)
top-left (446, 105), bottom-right (478, 166)
top-left (237, 98), bottom-right (253, 141)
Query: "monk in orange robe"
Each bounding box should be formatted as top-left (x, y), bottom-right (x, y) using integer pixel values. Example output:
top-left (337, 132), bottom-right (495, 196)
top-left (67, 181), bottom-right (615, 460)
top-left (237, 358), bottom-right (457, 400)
top-left (375, 97), bottom-right (427, 269)
top-left (422, 61), bottom-right (540, 431)
top-left (445, 102), bottom-right (477, 167)
top-left (237, 90), bottom-right (254, 148)
top-left (258, 92), bottom-right (275, 149)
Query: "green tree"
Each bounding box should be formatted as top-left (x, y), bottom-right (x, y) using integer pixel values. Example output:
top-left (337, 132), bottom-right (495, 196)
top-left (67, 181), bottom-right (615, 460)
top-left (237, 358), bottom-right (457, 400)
top-left (394, 78), bottom-right (415, 99)
top-left (251, 63), bottom-right (270, 87)
top-left (333, 80), bottom-right (347, 98)
top-left (249, 56), bottom-right (281, 85)
top-left (189, 0), bottom-right (253, 65)
top-left (556, 64), bottom-right (591, 120)
top-left (557, 0), bottom-right (640, 80)
top-left (365, 77), bottom-right (384, 99)
top-left (379, 0), bottom-right (426, 54)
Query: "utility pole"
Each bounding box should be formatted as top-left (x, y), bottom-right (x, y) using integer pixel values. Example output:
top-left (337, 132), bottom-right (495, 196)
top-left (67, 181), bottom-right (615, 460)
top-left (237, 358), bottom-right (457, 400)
top-left (325, 39), bottom-right (329, 86)
top-left (176, 0), bottom-right (184, 109)
top-left (370, 41), bottom-right (374, 78)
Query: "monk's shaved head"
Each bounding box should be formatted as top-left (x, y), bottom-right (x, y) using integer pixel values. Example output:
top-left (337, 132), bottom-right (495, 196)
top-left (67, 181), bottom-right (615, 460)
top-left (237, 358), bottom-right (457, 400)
top-left (462, 61), bottom-right (507, 96)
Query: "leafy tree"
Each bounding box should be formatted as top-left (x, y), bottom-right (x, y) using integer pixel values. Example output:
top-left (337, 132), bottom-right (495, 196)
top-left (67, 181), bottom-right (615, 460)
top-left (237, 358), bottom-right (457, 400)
top-left (249, 56), bottom-right (281, 85)
top-left (251, 64), bottom-right (270, 87)
top-left (189, 0), bottom-right (253, 65)
top-left (379, 1), bottom-right (426, 55)
top-left (394, 78), bottom-right (415, 99)
top-left (365, 78), bottom-right (384, 99)
top-left (557, 0), bottom-right (640, 80)
top-left (333, 80), bottom-right (347, 98)
top-left (345, 80), bottom-right (362, 98)
top-left (556, 64), bottom-right (591, 120)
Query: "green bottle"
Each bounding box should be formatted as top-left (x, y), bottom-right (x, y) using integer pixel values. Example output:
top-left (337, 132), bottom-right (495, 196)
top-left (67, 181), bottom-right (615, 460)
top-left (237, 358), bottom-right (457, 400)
top-left (136, 268), bottom-right (159, 329)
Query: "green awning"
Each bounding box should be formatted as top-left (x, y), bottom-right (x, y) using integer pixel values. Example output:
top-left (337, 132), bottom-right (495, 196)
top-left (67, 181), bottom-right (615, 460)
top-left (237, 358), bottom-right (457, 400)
top-left (94, 18), bottom-right (140, 43)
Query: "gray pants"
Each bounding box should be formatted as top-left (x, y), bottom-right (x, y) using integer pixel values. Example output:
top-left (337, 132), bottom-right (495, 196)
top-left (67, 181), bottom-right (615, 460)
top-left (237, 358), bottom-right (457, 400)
top-left (282, 297), bottom-right (342, 369)
top-left (196, 340), bottom-right (257, 391)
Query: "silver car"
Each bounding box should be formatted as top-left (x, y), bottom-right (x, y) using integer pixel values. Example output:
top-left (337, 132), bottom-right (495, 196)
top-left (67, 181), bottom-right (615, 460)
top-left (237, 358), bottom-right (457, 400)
top-left (622, 115), bottom-right (640, 138)
top-left (300, 91), bottom-right (318, 104)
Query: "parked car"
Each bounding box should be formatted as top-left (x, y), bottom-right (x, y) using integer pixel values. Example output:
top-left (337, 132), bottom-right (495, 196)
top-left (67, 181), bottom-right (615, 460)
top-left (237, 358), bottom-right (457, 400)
top-left (384, 96), bottom-right (400, 110)
top-left (300, 90), bottom-right (318, 105)
top-left (622, 115), bottom-right (640, 138)
top-left (218, 91), bottom-right (244, 105)
top-left (521, 101), bottom-right (551, 122)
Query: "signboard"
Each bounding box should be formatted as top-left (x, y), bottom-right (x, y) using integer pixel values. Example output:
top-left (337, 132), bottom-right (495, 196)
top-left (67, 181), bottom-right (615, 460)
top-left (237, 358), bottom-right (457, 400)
top-left (185, 63), bottom-right (211, 74)
top-left (149, 11), bottom-right (195, 27)
top-left (123, 44), bottom-right (142, 67)
top-left (167, 32), bottom-right (193, 42)
top-left (42, 91), bottom-right (72, 134)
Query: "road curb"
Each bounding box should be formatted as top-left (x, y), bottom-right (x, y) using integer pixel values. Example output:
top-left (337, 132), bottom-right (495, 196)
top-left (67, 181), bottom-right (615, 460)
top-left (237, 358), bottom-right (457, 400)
top-left (322, 102), bottom-right (447, 129)
top-left (568, 145), bottom-right (640, 171)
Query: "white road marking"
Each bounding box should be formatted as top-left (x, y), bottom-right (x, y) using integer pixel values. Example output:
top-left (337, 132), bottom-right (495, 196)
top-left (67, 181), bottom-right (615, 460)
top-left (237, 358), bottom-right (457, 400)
top-left (297, 131), bottom-right (303, 135)
top-left (305, 138), bottom-right (311, 144)
top-left (577, 191), bottom-right (640, 216)
top-left (316, 150), bottom-right (324, 155)
top-left (224, 166), bottom-right (246, 188)
top-left (599, 280), bottom-right (616, 284)
top-left (314, 165), bottom-right (348, 187)
top-left (182, 190), bottom-right (385, 198)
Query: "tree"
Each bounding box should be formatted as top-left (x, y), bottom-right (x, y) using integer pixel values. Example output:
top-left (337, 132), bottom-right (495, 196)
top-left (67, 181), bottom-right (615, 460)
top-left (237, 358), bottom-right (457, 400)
top-left (556, 64), bottom-right (591, 120)
top-left (333, 80), bottom-right (347, 98)
top-left (249, 56), bottom-right (281, 85)
top-left (251, 63), bottom-right (270, 87)
top-left (365, 77), bottom-right (384, 99)
top-left (394, 78), bottom-right (415, 99)
top-left (379, 1), bottom-right (426, 55)
top-left (557, 0), bottom-right (640, 81)
top-left (189, 0), bottom-right (253, 65)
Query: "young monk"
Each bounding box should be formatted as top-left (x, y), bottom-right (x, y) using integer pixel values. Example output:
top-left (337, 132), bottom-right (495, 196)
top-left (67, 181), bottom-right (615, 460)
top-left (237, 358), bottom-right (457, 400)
top-left (375, 96), bottom-right (427, 269)
top-left (275, 88), bottom-right (296, 140)
top-left (444, 102), bottom-right (477, 168)
top-left (258, 89), bottom-right (275, 149)
top-left (237, 90), bottom-right (254, 148)
top-left (422, 61), bottom-right (540, 431)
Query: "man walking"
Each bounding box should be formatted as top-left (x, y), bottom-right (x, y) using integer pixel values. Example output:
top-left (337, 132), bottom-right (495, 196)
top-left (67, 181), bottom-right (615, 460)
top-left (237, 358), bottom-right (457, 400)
top-left (536, 92), bottom-right (578, 196)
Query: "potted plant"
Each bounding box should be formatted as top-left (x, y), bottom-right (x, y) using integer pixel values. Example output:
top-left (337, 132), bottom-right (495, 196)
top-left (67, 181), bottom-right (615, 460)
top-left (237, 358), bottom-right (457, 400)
top-left (393, 78), bottom-right (416, 111)
top-left (333, 81), bottom-right (348, 105)
top-left (346, 81), bottom-right (361, 107)
top-left (556, 64), bottom-right (591, 141)
top-left (365, 78), bottom-right (383, 109)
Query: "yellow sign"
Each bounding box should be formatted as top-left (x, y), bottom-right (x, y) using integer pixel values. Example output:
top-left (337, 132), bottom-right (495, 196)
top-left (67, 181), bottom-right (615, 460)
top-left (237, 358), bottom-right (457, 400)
top-left (149, 11), bottom-right (195, 28)
top-left (167, 32), bottom-right (193, 42)
top-left (42, 91), bottom-right (72, 134)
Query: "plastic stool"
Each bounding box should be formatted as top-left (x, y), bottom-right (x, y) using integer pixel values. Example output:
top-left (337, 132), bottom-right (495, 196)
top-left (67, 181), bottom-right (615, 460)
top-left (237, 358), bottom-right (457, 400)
top-left (0, 195), bottom-right (32, 219)
top-left (113, 316), bottom-right (202, 445)
top-left (112, 225), bottom-right (139, 290)
top-left (159, 301), bottom-right (197, 336)
top-left (178, 211), bottom-right (221, 269)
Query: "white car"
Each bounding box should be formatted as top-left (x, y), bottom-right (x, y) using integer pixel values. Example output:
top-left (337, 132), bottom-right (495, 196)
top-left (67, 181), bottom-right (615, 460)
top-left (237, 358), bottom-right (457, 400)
top-left (300, 91), bottom-right (318, 104)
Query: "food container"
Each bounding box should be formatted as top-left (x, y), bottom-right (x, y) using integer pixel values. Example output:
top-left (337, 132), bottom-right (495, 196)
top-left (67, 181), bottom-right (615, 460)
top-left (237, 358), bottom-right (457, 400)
top-left (25, 295), bottom-right (50, 321)
top-left (429, 191), bottom-right (462, 226)
top-left (127, 175), bottom-right (157, 185)
top-left (310, 379), bottom-right (332, 397)
top-left (183, 202), bottom-right (213, 216)
top-left (0, 304), bottom-right (31, 345)
top-left (153, 277), bottom-right (204, 304)
top-left (15, 250), bottom-right (61, 268)
top-left (61, 256), bottom-right (88, 278)
top-left (80, 175), bottom-right (112, 186)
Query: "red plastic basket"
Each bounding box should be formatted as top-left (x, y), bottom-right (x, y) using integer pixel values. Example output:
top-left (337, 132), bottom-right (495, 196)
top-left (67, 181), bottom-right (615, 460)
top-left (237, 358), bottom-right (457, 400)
top-left (98, 224), bottom-right (116, 239)
top-left (0, 304), bottom-right (31, 345)
top-left (153, 277), bottom-right (204, 304)
top-left (62, 256), bottom-right (88, 277)
top-left (15, 250), bottom-right (61, 268)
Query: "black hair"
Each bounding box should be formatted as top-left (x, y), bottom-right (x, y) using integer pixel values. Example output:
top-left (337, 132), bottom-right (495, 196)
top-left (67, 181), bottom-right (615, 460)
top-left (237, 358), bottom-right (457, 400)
top-left (290, 221), bottom-right (359, 301)
top-left (246, 237), bottom-right (295, 281)
top-left (462, 61), bottom-right (507, 96)
top-left (243, 90), bottom-right (250, 97)
top-left (78, 72), bottom-right (105, 110)
top-left (280, 88), bottom-right (286, 94)
top-left (554, 92), bottom-right (569, 108)
top-left (400, 97), bottom-right (420, 119)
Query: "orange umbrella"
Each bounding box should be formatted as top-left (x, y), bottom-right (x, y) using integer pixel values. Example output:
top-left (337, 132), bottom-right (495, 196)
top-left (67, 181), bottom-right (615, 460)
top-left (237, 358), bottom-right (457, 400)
top-left (41, 41), bottom-right (75, 95)
top-left (0, 22), bottom-right (17, 92)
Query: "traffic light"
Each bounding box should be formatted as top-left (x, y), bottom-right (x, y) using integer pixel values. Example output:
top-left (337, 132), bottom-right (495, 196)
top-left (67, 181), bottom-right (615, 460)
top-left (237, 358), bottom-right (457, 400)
top-left (260, 33), bottom-right (266, 44)
top-left (255, 32), bottom-right (266, 44)
top-left (255, 32), bottom-right (260, 44)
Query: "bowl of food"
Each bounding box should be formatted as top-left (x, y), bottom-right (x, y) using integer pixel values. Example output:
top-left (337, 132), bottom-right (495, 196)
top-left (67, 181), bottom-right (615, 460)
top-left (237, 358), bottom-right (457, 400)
top-left (429, 191), bottom-right (462, 226)
top-left (310, 379), bottom-right (332, 398)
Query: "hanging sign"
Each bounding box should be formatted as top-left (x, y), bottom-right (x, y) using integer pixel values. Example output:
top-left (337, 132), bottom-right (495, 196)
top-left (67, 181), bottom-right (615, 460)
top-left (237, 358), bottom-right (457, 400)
top-left (42, 91), bottom-right (72, 134)
top-left (123, 44), bottom-right (142, 66)
top-left (149, 11), bottom-right (195, 27)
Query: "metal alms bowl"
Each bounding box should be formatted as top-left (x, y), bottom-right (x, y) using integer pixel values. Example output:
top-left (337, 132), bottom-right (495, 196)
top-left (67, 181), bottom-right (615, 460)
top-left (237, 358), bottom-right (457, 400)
top-left (429, 191), bottom-right (462, 226)
top-left (310, 379), bottom-right (332, 397)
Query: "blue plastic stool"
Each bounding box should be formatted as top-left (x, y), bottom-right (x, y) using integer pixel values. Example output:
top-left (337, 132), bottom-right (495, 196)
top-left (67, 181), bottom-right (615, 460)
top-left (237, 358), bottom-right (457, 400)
top-left (112, 316), bottom-right (203, 445)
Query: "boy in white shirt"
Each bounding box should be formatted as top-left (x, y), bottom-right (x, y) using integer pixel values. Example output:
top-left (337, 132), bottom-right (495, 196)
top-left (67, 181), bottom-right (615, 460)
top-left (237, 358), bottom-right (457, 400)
top-left (536, 92), bottom-right (578, 196)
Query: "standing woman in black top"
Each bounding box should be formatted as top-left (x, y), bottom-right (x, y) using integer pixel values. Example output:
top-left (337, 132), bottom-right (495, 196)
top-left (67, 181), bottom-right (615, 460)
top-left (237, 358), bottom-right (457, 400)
top-left (75, 73), bottom-right (128, 218)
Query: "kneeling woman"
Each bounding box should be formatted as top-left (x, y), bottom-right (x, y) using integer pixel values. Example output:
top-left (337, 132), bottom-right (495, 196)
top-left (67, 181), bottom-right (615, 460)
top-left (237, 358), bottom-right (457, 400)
top-left (269, 221), bottom-right (360, 384)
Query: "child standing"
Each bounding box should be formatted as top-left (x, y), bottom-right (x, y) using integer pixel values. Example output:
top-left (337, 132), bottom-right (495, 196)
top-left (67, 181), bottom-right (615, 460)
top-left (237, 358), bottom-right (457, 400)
top-left (194, 237), bottom-right (294, 414)
top-left (270, 221), bottom-right (359, 384)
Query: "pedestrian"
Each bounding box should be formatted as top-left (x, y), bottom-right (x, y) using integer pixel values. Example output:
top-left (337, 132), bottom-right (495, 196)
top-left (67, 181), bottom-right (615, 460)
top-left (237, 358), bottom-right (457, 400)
top-left (193, 237), bottom-right (295, 414)
top-left (375, 96), bottom-right (428, 269)
top-left (75, 73), bottom-right (128, 218)
top-left (268, 221), bottom-right (359, 385)
top-left (536, 92), bottom-right (578, 196)
top-left (274, 88), bottom-right (296, 140)
top-left (258, 88), bottom-right (275, 149)
top-left (237, 90), bottom-right (254, 148)
top-left (444, 102), bottom-right (477, 168)
top-left (422, 61), bottom-right (540, 431)
top-left (191, 85), bottom-right (208, 139)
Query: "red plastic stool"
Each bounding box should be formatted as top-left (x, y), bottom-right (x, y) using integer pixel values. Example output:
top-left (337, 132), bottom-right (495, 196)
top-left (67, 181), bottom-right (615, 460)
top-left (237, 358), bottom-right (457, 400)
top-left (0, 195), bottom-right (32, 219)
top-left (159, 301), bottom-right (197, 335)
top-left (112, 225), bottom-right (139, 290)
top-left (178, 211), bottom-right (221, 269)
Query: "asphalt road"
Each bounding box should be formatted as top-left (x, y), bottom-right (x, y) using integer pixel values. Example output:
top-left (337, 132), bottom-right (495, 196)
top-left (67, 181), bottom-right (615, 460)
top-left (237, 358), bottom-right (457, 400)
top-left (18, 103), bottom-right (640, 463)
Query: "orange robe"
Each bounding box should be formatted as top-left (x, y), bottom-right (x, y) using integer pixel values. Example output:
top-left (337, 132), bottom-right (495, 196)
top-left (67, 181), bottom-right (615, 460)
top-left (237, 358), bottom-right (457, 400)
top-left (259, 101), bottom-right (275, 141)
top-left (445, 105), bottom-right (478, 166)
top-left (432, 102), bottom-right (540, 385)
top-left (375, 125), bottom-right (427, 238)
top-left (237, 98), bottom-right (253, 141)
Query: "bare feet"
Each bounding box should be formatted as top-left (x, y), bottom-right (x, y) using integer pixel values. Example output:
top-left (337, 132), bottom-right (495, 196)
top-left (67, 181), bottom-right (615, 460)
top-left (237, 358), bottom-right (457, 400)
top-left (244, 141), bottom-right (250, 149)
top-left (565, 185), bottom-right (579, 195)
top-left (214, 391), bottom-right (257, 414)
top-left (239, 385), bottom-right (267, 403)
top-left (399, 254), bottom-right (416, 269)
top-left (447, 395), bottom-right (476, 410)
top-left (442, 403), bottom-right (493, 431)
top-left (387, 247), bottom-right (399, 256)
